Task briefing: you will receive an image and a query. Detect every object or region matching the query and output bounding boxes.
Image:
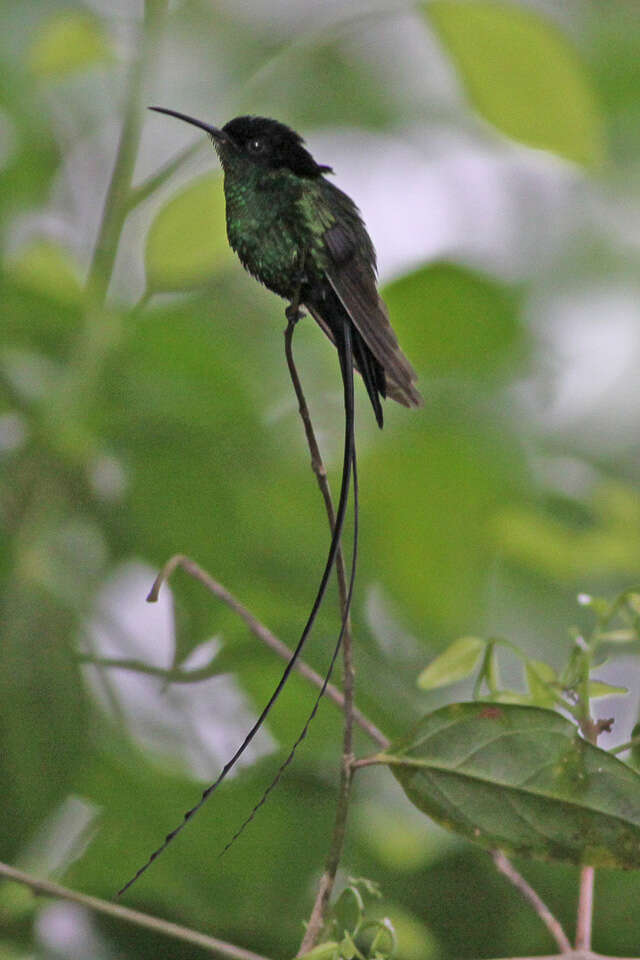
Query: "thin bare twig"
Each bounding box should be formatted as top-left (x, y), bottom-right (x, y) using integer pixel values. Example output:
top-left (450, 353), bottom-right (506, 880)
top-left (0, 861), bottom-right (270, 960)
top-left (140, 553), bottom-right (387, 749)
top-left (575, 867), bottom-right (594, 952)
top-left (575, 726), bottom-right (596, 952)
top-left (491, 852), bottom-right (572, 953)
top-left (575, 709), bottom-right (604, 951)
top-left (126, 140), bottom-right (202, 212)
top-left (281, 304), bottom-right (356, 955)
top-left (610, 733), bottom-right (640, 755)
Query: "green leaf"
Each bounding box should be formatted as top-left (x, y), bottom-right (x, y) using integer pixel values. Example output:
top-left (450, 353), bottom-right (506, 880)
top-left (363, 412), bottom-right (524, 632)
top-left (599, 629), bottom-right (637, 644)
top-left (493, 491), bottom-right (640, 582)
top-left (418, 636), bottom-right (485, 690)
top-left (490, 690), bottom-right (532, 706)
top-left (588, 680), bottom-right (628, 698)
top-left (362, 918), bottom-right (397, 960)
top-left (28, 13), bottom-right (112, 78)
top-left (333, 884), bottom-right (365, 937)
top-left (382, 702), bottom-right (640, 868)
top-left (484, 641), bottom-right (501, 692)
top-left (297, 944), bottom-right (339, 960)
top-left (9, 241), bottom-right (82, 304)
top-left (382, 263), bottom-right (521, 382)
top-left (339, 932), bottom-right (359, 960)
top-left (525, 659), bottom-right (556, 708)
top-left (426, 1), bottom-right (604, 168)
top-left (561, 643), bottom-right (590, 691)
top-left (144, 174), bottom-right (232, 292)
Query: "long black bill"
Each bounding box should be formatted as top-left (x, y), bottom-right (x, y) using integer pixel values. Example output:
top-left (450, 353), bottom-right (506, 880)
top-left (118, 324), bottom-right (357, 897)
top-left (148, 106), bottom-right (231, 144)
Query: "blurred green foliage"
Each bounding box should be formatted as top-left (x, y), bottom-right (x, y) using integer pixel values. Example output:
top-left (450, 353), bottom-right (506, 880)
top-left (427, 1), bottom-right (604, 168)
top-left (145, 173), bottom-right (232, 291)
top-left (28, 12), bottom-right (112, 78)
top-left (2, 1), bottom-right (640, 958)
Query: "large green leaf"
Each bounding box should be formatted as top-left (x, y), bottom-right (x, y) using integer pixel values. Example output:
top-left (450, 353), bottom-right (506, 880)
top-left (8, 240), bottom-right (83, 304)
top-left (144, 174), bottom-right (232, 292)
top-left (379, 702), bottom-right (640, 868)
top-left (360, 411), bottom-right (524, 632)
top-left (382, 262), bottom-right (522, 381)
top-left (493, 480), bottom-right (640, 582)
top-left (28, 12), bottom-right (112, 78)
top-left (426, 1), bottom-right (604, 168)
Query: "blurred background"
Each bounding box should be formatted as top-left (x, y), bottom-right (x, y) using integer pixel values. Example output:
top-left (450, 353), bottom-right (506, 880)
top-left (2, 0), bottom-right (640, 957)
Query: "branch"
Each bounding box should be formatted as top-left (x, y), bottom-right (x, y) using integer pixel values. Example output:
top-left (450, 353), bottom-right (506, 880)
top-left (5, 858), bottom-right (625, 960)
top-left (136, 553), bottom-right (387, 749)
top-left (610, 733), bottom-right (640, 755)
top-left (575, 868), bottom-right (594, 953)
top-left (0, 861), bottom-right (270, 960)
top-left (87, 0), bottom-right (169, 304)
top-left (575, 704), bottom-right (604, 950)
top-left (491, 852), bottom-right (572, 954)
top-left (281, 311), bottom-right (356, 955)
top-left (126, 141), bottom-right (202, 212)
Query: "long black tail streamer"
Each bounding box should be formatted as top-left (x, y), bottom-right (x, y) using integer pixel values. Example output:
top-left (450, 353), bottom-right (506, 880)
top-left (218, 341), bottom-right (358, 857)
top-left (118, 322), bottom-right (356, 896)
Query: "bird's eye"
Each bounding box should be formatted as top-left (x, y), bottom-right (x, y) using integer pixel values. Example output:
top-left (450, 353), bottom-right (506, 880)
top-left (247, 137), bottom-right (266, 154)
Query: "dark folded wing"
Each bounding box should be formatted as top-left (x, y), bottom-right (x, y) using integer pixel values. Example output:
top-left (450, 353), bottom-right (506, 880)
top-left (322, 222), bottom-right (422, 409)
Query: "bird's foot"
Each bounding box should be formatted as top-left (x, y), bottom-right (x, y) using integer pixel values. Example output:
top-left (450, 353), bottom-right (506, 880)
top-left (285, 301), bottom-right (305, 327)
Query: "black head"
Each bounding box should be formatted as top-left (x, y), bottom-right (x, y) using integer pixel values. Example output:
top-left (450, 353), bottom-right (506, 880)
top-left (222, 116), bottom-right (333, 178)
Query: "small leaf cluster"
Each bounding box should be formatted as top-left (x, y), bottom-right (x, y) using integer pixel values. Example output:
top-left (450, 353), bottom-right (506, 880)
top-left (370, 588), bottom-right (640, 872)
top-left (301, 879), bottom-right (396, 960)
top-left (418, 588), bottom-right (640, 726)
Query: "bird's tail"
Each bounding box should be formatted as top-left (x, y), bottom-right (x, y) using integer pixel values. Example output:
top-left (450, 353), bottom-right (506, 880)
top-left (118, 322), bottom-right (356, 896)
top-left (352, 326), bottom-right (385, 428)
top-left (218, 418), bottom-right (357, 858)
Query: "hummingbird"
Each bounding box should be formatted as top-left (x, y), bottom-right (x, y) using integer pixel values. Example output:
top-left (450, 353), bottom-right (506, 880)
top-left (119, 109), bottom-right (421, 895)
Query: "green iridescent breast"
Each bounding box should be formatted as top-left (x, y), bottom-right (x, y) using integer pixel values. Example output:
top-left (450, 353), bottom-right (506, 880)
top-left (222, 165), bottom-right (334, 298)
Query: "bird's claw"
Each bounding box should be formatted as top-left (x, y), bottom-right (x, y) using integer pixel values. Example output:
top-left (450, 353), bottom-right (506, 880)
top-left (285, 302), bottom-right (305, 326)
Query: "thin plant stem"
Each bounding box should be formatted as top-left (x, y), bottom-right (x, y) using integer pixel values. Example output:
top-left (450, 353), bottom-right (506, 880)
top-left (126, 140), bottom-right (203, 212)
top-left (575, 867), bottom-right (594, 952)
top-left (87, 0), bottom-right (168, 303)
top-left (48, 0), bottom-right (168, 433)
top-left (281, 314), bottom-right (356, 955)
top-left (491, 852), bottom-right (572, 954)
top-left (610, 734), bottom-right (640, 755)
top-left (0, 861), bottom-right (270, 960)
top-left (574, 676), bottom-right (603, 952)
top-left (576, 704), bottom-right (597, 953)
top-left (132, 289), bottom-right (153, 315)
top-left (7, 863), bottom-right (627, 960)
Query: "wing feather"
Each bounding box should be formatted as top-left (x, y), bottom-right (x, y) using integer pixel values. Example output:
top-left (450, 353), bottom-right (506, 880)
top-left (322, 221), bottom-right (422, 408)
